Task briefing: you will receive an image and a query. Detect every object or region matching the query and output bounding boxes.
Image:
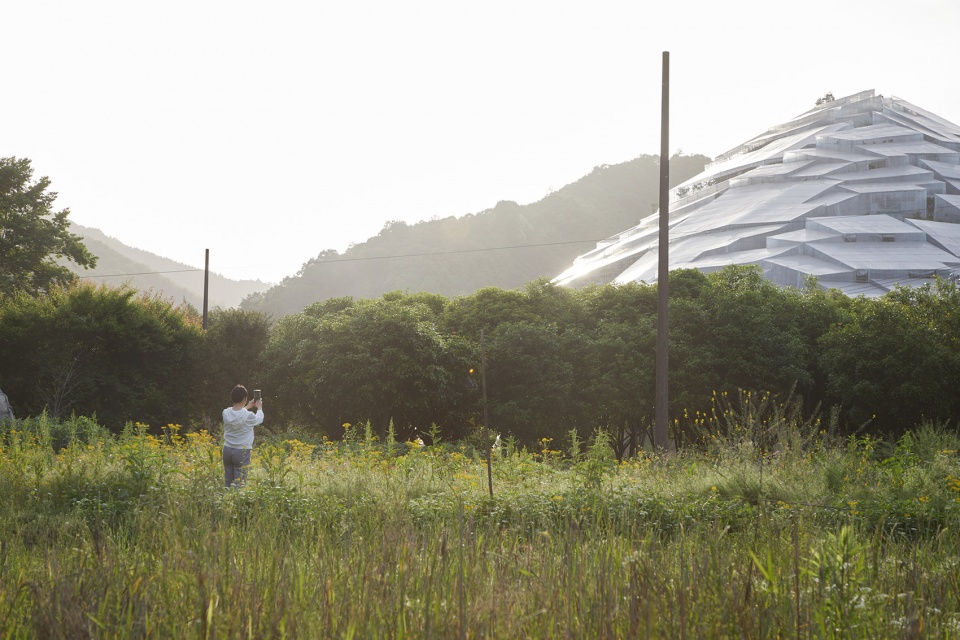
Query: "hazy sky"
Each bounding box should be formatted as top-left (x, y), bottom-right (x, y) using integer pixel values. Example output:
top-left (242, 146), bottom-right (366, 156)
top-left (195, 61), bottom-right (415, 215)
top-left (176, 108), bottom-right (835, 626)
top-left (3, 0), bottom-right (958, 283)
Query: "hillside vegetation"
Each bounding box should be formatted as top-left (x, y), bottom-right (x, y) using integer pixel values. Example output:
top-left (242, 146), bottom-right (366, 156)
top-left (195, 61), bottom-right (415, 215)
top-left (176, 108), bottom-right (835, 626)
top-left (242, 153), bottom-right (710, 317)
top-left (63, 224), bottom-right (270, 309)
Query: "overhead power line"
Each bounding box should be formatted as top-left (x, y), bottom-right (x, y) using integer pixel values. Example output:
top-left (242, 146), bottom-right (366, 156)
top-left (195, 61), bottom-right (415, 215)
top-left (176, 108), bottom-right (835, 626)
top-left (305, 238), bottom-right (602, 265)
top-left (74, 238), bottom-right (604, 280)
top-left (78, 268), bottom-right (202, 279)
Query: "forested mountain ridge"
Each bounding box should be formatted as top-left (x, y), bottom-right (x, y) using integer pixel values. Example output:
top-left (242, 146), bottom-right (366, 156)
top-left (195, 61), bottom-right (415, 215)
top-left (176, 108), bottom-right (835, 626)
top-left (63, 224), bottom-right (271, 309)
top-left (242, 153), bottom-right (710, 317)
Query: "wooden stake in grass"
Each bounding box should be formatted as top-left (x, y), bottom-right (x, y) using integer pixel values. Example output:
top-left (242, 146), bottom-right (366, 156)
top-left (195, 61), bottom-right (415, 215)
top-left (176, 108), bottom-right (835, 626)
top-left (481, 328), bottom-right (493, 497)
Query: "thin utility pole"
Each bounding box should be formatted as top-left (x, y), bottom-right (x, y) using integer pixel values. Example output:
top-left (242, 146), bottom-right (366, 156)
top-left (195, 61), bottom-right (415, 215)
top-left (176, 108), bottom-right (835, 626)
top-left (654, 52), bottom-right (676, 453)
top-left (202, 249), bottom-right (210, 331)
top-left (481, 328), bottom-right (493, 496)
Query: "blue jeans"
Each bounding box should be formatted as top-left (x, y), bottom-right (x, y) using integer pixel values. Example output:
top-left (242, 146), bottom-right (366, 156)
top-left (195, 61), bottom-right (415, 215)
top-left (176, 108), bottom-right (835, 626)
top-left (223, 446), bottom-right (251, 487)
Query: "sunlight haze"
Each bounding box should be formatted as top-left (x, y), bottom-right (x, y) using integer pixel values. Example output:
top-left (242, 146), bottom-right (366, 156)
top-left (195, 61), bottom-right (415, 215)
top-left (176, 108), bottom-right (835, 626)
top-left (3, 0), bottom-right (957, 282)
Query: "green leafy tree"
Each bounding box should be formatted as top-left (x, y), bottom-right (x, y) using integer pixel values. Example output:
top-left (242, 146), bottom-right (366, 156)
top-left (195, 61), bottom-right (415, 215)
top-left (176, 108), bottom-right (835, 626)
top-left (0, 283), bottom-right (202, 429)
top-left (819, 283), bottom-right (960, 435)
top-left (700, 266), bottom-right (811, 393)
top-left (441, 286), bottom-right (539, 338)
top-left (262, 311), bottom-right (325, 426)
top-left (668, 296), bottom-right (721, 422)
top-left (324, 300), bottom-right (474, 438)
top-left (485, 320), bottom-right (575, 447)
top-left (0, 157), bottom-right (96, 297)
top-left (196, 308), bottom-right (272, 426)
top-left (264, 294), bottom-right (476, 439)
top-left (523, 278), bottom-right (587, 330)
top-left (581, 316), bottom-right (656, 457)
top-left (794, 280), bottom-right (849, 405)
top-left (573, 282), bottom-right (660, 455)
top-left (659, 266), bottom-right (819, 444)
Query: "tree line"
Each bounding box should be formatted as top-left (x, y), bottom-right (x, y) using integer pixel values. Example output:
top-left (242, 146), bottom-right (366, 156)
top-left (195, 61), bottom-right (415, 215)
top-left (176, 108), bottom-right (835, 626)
top-left (3, 269), bottom-right (959, 450)
top-left (4, 155), bottom-right (958, 449)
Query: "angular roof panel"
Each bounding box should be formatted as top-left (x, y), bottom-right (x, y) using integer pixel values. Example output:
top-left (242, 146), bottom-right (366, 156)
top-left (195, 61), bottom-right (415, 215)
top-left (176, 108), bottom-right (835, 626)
top-left (805, 241), bottom-right (959, 271)
top-left (806, 215), bottom-right (924, 235)
top-left (908, 212), bottom-right (960, 257)
top-left (859, 141), bottom-right (959, 159)
top-left (827, 123), bottom-right (921, 144)
top-left (921, 159), bottom-right (960, 180)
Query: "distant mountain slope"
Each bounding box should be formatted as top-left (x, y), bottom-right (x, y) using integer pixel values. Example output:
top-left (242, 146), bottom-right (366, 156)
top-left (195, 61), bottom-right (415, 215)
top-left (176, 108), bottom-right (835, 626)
top-left (242, 153), bottom-right (710, 317)
top-left (64, 224), bottom-right (271, 309)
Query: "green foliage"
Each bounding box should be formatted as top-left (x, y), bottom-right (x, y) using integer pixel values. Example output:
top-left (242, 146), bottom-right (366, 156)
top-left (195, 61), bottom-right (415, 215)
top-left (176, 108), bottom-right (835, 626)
top-left (3, 420), bottom-right (960, 637)
top-left (8, 259), bottom-right (960, 446)
top-left (818, 282), bottom-right (960, 436)
top-left (807, 525), bottom-right (868, 634)
top-left (196, 307), bottom-right (271, 426)
top-left (0, 283), bottom-right (203, 429)
top-left (683, 266), bottom-right (812, 401)
top-left (686, 387), bottom-right (829, 454)
top-left (251, 268), bottom-right (960, 444)
top-left (265, 295), bottom-right (476, 438)
top-left (0, 157), bottom-right (96, 297)
top-left (485, 320), bottom-right (576, 447)
top-left (3, 411), bottom-right (110, 450)
top-left (566, 428), bottom-right (583, 460)
top-left (574, 428), bottom-right (617, 490)
top-left (441, 286), bottom-right (538, 337)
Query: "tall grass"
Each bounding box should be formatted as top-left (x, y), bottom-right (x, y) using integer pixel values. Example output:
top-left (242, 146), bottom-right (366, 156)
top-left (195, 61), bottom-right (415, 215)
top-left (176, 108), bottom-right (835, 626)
top-left (1, 415), bottom-right (960, 637)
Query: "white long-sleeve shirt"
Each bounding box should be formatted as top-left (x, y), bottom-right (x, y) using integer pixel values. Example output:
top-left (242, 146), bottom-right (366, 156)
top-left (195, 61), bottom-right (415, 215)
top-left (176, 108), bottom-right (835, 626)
top-left (222, 407), bottom-right (264, 449)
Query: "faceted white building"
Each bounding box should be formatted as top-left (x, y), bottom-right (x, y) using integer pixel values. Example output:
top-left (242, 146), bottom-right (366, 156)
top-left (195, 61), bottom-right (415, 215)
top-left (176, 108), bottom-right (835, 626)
top-left (555, 90), bottom-right (960, 296)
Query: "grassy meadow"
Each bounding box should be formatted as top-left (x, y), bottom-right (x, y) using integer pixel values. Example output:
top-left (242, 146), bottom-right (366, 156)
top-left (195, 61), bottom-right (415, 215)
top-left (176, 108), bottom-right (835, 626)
top-left (2, 410), bottom-right (960, 638)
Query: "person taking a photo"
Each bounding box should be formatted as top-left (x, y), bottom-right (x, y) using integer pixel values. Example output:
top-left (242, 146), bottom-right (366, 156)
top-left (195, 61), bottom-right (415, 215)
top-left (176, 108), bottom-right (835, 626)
top-left (222, 384), bottom-right (263, 487)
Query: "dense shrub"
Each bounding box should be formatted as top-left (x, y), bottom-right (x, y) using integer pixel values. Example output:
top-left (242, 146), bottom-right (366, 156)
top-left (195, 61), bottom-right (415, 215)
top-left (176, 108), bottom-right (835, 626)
top-left (6, 270), bottom-right (960, 445)
top-left (0, 283), bottom-right (202, 430)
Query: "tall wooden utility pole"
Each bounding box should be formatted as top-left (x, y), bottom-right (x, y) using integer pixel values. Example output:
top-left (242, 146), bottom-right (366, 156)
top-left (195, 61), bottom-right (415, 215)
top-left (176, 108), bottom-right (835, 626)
top-left (202, 249), bottom-right (210, 331)
top-left (654, 52), bottom-right (676, 453)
